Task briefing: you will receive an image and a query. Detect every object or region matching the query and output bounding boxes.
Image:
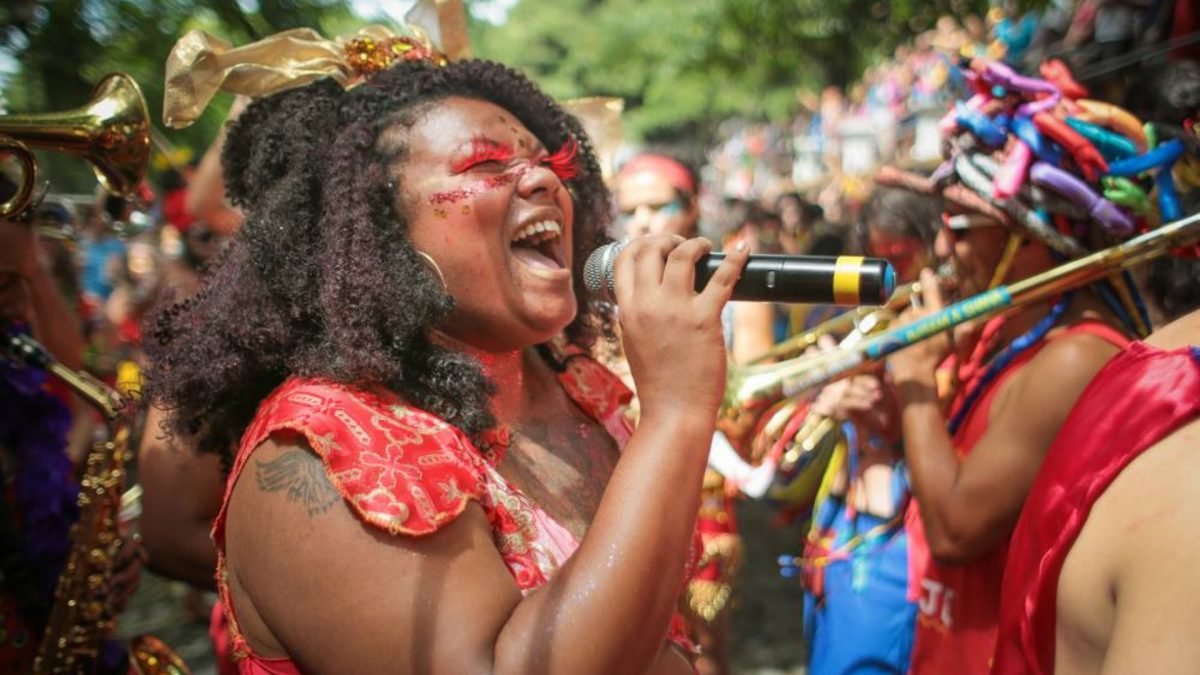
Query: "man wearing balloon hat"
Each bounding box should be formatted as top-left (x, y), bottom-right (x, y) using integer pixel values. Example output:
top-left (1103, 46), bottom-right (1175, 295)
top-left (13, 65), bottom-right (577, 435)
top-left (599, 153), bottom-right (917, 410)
top-left (879, 57), bottom-right (1194, 675)
top-left (992, 61), bottom-right (1200, 675)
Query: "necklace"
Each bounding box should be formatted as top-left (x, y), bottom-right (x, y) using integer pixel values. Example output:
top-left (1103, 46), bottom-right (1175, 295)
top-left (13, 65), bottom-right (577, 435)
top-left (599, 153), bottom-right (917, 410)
top-left (948, 293), bottom-right (1074, 435)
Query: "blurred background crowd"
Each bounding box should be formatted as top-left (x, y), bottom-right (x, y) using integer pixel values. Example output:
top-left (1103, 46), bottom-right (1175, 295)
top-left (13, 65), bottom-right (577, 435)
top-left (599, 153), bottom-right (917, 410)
top-left (1, 0), bottom-right (1196, 672)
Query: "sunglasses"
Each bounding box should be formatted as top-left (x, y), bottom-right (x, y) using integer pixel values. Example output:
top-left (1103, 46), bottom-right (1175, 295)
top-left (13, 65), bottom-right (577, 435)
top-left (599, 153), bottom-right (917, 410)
top-left (942, 212), bottom-right (1002, 241)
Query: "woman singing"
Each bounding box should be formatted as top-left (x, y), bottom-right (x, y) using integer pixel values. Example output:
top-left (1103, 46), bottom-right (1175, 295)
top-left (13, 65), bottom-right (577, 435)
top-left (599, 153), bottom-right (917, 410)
top-left (147, 26), bottom-right (749, 674)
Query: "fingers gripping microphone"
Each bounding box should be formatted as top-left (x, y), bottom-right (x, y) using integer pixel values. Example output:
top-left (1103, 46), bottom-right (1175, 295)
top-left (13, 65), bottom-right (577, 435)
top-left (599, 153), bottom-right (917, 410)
top-left (583, 241), bottom-right (896, 306)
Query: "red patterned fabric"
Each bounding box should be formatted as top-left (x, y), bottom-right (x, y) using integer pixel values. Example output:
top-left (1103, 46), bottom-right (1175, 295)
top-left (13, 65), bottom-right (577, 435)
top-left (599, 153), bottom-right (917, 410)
top-left (906, 319), bottom-right (1129, 675)
top-left (992, 342), bottom-right (1200, 674)
top-left (211, 345), bottom-right (696, 673)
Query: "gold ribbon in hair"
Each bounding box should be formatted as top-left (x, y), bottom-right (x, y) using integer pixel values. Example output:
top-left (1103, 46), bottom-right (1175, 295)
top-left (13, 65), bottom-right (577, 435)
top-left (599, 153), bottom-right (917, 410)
top-left (163, 24), bottom-right (446, 129)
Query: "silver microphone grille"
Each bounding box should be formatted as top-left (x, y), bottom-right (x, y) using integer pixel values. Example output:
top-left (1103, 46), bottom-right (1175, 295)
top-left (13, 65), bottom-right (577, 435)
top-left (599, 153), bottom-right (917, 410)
top-left (582, 240), bottom-right (626, 302)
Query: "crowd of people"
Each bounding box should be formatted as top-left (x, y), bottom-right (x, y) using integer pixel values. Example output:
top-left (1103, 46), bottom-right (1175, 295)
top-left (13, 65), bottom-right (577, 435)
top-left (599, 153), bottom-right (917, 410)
top-left (1, 5), bottom-right (1198, 675)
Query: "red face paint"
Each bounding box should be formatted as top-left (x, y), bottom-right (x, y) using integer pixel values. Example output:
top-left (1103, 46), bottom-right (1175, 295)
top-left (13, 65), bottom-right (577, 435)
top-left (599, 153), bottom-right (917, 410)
top-left (429, 171), bottom-right (519, 205)
top-left (428, 135), bottom-right (581, 206)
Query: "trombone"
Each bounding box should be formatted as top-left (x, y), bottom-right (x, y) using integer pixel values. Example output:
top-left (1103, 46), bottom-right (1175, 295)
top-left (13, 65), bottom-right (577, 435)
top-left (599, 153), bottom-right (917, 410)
top-left (0, 73), bottom-right (150, 219)
top-left (749, 265), bottom-right (954, 365)
top-left (721, 211), bottom-right (1200, 421)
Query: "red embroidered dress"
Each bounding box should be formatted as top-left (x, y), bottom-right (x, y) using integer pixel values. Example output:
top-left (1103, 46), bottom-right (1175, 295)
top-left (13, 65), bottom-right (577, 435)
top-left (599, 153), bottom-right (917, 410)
top-left (992, 342), bottom-right (1200, 674)
top-left (212, 346), bottom-right (695, 673)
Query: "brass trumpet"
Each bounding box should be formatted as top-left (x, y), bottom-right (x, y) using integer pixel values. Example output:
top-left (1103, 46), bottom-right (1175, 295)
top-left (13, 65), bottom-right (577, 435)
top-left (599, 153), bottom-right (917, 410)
top-left (721, 211), bottom-right (1200, 414)
top-left (0, 73), bottom-right (150, 218)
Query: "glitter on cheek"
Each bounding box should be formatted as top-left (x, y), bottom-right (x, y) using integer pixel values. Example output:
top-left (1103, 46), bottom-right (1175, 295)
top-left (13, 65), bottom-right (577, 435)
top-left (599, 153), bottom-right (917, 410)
top-left (429, 188), bottom-right (470, 205)
top-left (428, 171), bottom-right (520, 205)
top-left (433, 207), bottom-right (448, 219)
top-left (461, 205), bottom-right (471, 215)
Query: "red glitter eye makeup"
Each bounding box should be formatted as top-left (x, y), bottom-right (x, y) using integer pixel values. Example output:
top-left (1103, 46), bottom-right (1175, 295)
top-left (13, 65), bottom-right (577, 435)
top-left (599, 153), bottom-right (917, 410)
top-left (542, 137), bottom-right (580, 182)
top-left (450, 136), bottom-right (516, 174)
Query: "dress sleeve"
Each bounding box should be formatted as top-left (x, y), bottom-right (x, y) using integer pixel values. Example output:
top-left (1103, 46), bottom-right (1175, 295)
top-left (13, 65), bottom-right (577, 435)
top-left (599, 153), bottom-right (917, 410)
top-left (240, 378), bottom-right (490, 536)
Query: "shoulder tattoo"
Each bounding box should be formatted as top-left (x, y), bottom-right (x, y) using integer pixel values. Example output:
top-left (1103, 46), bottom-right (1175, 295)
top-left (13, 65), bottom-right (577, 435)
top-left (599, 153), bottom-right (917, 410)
top-left (255, 449), bottom-right (341, 517)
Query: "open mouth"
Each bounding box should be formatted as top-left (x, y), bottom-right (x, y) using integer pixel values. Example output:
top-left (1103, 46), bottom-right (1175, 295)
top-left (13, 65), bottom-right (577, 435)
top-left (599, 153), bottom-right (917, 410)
top-left (510, 219), bottom-right (566, 270)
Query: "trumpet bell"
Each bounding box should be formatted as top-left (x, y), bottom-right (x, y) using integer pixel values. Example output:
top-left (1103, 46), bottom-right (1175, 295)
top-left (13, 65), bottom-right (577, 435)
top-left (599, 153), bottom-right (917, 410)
top-left (0, 72), bottom-right (150, 218)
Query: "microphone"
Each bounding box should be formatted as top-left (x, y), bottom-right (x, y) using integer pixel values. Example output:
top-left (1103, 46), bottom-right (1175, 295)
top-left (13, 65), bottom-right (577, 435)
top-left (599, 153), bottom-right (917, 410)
top-left (583, 241), bottom-right (896, 306)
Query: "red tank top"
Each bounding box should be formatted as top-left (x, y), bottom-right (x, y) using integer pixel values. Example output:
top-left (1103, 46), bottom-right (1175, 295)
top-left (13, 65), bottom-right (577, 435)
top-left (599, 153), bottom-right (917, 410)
top-left (992, 341), bottom-right (1200, 674)
top-left (905, 317), bottom-right (1129, 675)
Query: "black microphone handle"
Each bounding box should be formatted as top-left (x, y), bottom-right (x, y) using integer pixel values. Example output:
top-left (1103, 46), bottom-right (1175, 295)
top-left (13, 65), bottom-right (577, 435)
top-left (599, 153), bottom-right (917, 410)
top-left (580, 242), bottom-right (895, 306)
top-left (697, 253), bottom-right (894, 306)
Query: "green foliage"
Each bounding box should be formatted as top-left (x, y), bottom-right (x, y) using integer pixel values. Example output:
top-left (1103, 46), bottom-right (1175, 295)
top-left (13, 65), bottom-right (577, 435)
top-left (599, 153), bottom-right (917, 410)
top-left (473, 0), bottom-right (988, 145)
top-left (1, 0), bottom-right (353, 193)
top-left (0, 0), bottom-right (998, 190)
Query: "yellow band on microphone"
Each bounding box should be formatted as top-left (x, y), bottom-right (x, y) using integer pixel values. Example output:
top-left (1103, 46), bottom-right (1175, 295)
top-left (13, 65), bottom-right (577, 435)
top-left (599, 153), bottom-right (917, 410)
top-left (833, 256), bottom-right (864, 305)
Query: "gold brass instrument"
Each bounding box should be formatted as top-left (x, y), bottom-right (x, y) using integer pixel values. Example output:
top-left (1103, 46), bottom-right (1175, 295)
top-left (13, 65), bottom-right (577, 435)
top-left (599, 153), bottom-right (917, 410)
top-left (749, 264), bottom-right (954, 365)
top-left (4, 333), bottom-right (189, 674)
top-left (743, 264), bottom-right (956, 483)
top-left (0, 73), bottom-right (150, 219)
top-left (720, 211), bottom-right (1200, 417)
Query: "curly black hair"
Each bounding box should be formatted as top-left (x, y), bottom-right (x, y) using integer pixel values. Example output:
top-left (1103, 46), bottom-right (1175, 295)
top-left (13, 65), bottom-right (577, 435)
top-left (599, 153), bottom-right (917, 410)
top-left (143, 59), bottom-right (615, 464)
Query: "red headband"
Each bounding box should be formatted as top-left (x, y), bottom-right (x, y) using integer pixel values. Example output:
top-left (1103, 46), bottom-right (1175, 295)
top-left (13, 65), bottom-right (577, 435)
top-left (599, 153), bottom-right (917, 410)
top-left (617, 154), bottom-right (696, 195)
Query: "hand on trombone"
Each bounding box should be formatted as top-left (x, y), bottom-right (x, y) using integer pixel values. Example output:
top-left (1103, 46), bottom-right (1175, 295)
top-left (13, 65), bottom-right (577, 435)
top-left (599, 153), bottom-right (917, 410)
top-left (889, 266), bottom-right (982, 389)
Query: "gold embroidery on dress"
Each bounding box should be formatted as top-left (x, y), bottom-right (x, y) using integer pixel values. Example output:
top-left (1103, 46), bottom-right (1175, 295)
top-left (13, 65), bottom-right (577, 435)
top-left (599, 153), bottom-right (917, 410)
top-left (410, 483), bottom-right (438, 523)
top-left (438, 477), bottom-right (464, 504)
top-left (481, 467), bottom-right (565, 580)
top-left (307, 431), bottom-right (338, 456)
top-left (417, 450), bottom-right (458, 466)
top-left (352, 486), bottom-right (411, 525)
top-left (287, 392), bottom-right (323, 408)
top-left (335, 408), bottom-right (372, 446)
top-left (217, 561), bottom-right (250, 660)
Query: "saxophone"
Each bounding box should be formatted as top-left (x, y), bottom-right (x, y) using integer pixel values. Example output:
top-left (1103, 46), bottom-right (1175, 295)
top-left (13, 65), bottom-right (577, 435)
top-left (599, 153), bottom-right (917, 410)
top-left (4, 332), bottom-right (189, 675)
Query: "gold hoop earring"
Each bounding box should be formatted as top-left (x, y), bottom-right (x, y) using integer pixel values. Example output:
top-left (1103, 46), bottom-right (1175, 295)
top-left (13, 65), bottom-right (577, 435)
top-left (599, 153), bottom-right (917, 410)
top-left (415, 250), bottom-right (448, 293)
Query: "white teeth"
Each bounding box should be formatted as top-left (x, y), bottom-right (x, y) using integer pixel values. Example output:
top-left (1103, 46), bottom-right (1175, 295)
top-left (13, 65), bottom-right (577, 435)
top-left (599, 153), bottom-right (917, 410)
top-left (512, 220), bottom-right (562, 244)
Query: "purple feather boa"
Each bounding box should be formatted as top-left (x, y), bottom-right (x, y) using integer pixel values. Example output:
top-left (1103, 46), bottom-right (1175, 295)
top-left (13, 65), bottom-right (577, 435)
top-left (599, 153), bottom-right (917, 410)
top-left (2, 328), bottom-right (128, 671)
top-left (0, 351), bottom-right (78, 600)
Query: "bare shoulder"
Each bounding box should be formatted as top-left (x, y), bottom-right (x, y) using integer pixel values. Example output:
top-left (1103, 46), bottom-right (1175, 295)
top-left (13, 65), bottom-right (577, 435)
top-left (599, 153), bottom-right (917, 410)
top-left (1145, 309), bottom-right (1200, 350)
top-left (1030, 328), bottom-right (1124, 378)
top-left (224, 434), bottom-right (522, 674)
top-left (1059, 417), bottom-right (1200, 673)
top-left (1097, 416), bottom-right (1200, 569)
top-left (993, 329), bottom-right (1122, 438)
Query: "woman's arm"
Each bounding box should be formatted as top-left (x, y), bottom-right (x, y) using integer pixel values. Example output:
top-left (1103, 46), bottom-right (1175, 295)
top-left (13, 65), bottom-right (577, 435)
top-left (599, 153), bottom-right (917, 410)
top-left (138, 405), bottom-right (222, 589)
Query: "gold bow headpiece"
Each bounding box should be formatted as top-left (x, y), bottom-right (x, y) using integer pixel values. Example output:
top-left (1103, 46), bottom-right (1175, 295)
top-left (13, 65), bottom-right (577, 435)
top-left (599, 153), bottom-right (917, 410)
top-left (163, 24), bottom-right (446, 129)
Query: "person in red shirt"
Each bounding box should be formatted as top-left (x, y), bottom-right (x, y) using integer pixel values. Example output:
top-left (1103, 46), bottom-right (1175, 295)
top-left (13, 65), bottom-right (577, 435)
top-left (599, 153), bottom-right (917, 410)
top-left (888, 202), bottom-right (1129, 674)
top-left (993, 258), bottom-right (1200, 675)
top-left (991, 60), bottom-right (1200, 675)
